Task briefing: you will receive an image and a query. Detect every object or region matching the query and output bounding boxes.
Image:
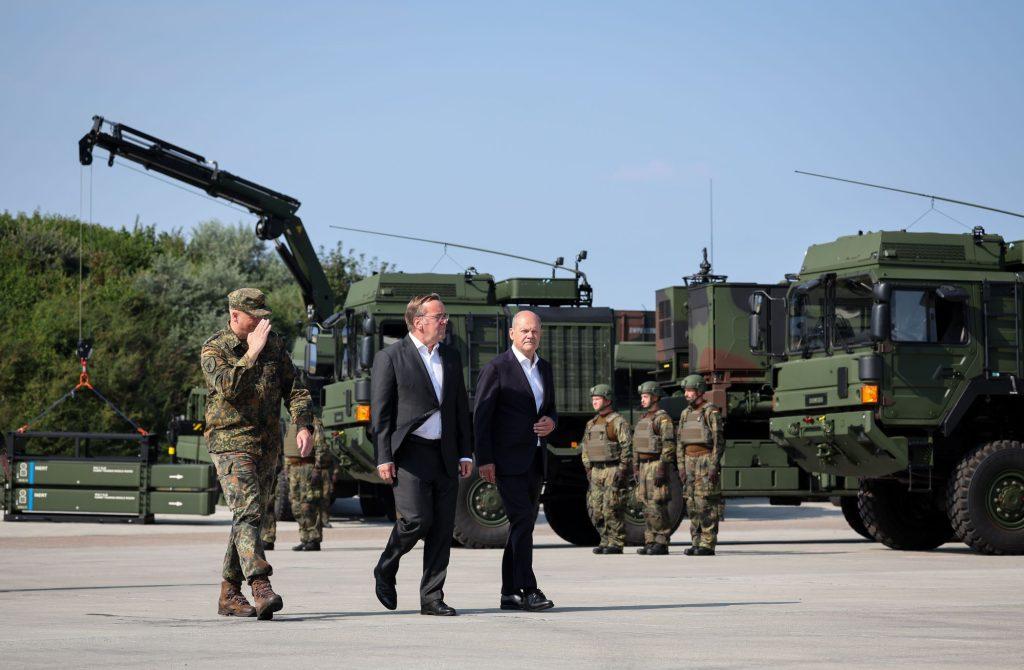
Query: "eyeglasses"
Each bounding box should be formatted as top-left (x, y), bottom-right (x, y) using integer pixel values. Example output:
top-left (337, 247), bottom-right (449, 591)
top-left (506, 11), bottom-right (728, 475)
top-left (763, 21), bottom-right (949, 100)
top-left (417, 312), bottom-right (449, 322)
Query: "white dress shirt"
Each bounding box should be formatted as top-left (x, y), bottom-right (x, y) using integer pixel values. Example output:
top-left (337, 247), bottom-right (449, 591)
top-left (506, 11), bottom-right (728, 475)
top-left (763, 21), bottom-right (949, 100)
top-left (512, 345), bottom-right (545, 445)
top-left (409, 333), bottom-right (443, 439)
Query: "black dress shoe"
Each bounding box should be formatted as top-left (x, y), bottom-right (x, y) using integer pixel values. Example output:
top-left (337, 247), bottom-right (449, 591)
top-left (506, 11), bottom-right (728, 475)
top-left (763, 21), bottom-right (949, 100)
top-left (523, 589), bottom-right (554, 611)
top-left (421, 600), bottom-right (458, 616)
top-left (592, 546), bottom-right (606, 554)
top-left (263, 542), bottom-right (274, 551)
top-left (683, 546), bottom-right (698, 556)
top-left (647, 543), bottom-right (669, 555)
top-left (373, 566), bottom-right (397, 611)
top-left (500, 593), bottom-right (525, 610)
top-left (603, 546), bottom-right (623, 554)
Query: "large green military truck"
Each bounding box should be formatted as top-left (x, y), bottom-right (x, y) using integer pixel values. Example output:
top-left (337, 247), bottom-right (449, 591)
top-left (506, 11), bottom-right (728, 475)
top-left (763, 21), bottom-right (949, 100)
top-left (756, 227), bottom-right (1024, 554)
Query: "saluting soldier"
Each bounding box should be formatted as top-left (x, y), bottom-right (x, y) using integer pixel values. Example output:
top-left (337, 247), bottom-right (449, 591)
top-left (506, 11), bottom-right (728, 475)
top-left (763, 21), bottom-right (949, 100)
top-left (202, 288), bottom-right (314, 620)
top-left (677, 374), bottom-right (725, 556)
top-left (287, 415), bottom-right (328, 551)
top-left (581, 384), bottom-right (633, 554)
top-left (633, 381), bottom-right (675, 555)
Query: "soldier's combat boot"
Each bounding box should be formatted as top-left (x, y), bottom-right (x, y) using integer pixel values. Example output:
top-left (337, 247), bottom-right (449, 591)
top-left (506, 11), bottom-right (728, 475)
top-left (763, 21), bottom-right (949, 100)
top-left (263, 542), bottom-right (275, 551)
top-left (636, 544), bottom-right (650, 555)
top-left (604, 546), bottom-right (623, 554)
top-left (303, 541), bottom-right (321, 551)
top-left (647, 543), bottom-right (669, 555)
top-left (592, 546), bottom-right (607, 554)
top-left (683, 546), bottom-right (698, 556)
top-left (217, 580), bottom-right (256, 617)
top-left (695, 547), bottom-right (716, 556)
top-left (250, 577), bottom-right (284, 620)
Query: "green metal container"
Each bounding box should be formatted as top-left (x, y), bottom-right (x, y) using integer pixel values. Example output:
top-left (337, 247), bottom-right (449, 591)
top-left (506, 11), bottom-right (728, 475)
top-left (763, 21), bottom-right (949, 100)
top-left (150, 491), bottom-right (217, 515)
top-left (10, 487), bottom-right (142, 515)
top-left (150, 464), bottom-right (216, 490)
top-left (11, 460), bottom-right (142, 488)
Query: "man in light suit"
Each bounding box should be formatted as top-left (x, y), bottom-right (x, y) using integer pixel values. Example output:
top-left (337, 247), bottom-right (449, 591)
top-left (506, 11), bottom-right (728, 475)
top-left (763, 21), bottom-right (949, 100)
top-left (474, 310), bottom-right (556, 612)
top-left (371, 294), bottom-right (473, 616)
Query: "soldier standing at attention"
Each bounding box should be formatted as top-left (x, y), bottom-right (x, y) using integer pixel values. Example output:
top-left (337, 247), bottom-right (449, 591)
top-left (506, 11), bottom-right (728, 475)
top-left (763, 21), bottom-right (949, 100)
top-left (202, 288), bottom-right (314, 620)
top-left (633, 381), bottom-right (676, 556)
top-left (288, 416), bottom-right (328, 551)
top-left (581, 384), bottom-right (633, 554)
top-left (677, 374), bottom-right (724, 556)
top-left (319, 444), bottom-right (337, 528)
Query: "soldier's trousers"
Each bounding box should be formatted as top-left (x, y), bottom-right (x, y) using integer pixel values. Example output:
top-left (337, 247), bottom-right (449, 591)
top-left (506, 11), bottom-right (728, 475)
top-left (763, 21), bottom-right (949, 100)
top-left (261, 469), bottom-right (278, 545)
top-left (211, 450), bottom-right (277, 584)
top-left (287, 462), bottom-right (324, 543)
top-left (320, 460), bottom-right (336, 524)
top-left (636, 459), bottom-right (671, 546)
top-left (587, 464), bottom-right (626, 548)
top-left (684, 453), bottom-right (724, 550)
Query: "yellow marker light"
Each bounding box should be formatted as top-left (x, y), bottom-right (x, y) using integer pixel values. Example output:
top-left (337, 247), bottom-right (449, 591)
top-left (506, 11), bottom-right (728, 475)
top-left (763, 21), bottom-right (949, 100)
top-left (355, 404), bottom-right (371, 422)
top-left (571, 441), bottom-right (579, 449)
top-left (168, 446), bottom-right (176, 456)
top-left (860, 384), bottom-right (879, 404)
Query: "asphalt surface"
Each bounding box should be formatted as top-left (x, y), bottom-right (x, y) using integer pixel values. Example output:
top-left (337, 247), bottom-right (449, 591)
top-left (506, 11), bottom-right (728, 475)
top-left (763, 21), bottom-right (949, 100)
top-left (1, 498), bottom-right (1021, 669)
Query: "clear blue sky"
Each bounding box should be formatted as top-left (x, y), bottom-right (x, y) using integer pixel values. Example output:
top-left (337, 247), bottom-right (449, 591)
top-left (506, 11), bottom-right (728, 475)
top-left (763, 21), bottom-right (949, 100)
top-left (2, 1), bottom-right (1022, 309)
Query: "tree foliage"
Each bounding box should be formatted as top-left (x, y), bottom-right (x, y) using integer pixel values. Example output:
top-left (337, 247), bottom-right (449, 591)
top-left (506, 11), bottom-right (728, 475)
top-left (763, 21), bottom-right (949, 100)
top-left (0, 212), bottom-right (388, 454)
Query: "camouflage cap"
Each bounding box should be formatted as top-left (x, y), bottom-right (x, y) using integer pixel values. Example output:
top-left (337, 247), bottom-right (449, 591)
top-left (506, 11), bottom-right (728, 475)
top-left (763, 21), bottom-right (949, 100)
top-left (681, 374), bottom-right (708, 392)
top-left (590, 383), bottom-right (613, 401)
top-left (637, 381), bottom-right (663, 397)
top-left (228, 288), bottom-right (272, 317)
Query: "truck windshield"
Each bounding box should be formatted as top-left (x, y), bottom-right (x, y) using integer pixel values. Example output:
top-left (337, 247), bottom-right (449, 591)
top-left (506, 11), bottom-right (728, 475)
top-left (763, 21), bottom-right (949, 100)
top-left (832, 277), bottom-right (874, 348)
top-left (788, 285), bottom-right (828, 352)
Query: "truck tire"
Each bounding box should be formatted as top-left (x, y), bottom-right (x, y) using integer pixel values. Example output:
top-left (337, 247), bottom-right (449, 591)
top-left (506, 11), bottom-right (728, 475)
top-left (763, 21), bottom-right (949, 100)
top-left (624, 468), bottom-right (686, 547)
top-left (858, 479), bottom-right (952, 550)
top-left (453, 468), bottom-right (509, 549)
top-left (359, 484), bottom-right (395, 520)
top-left (275, 467), bottom-right (294, 522)
top-left (544, 490), bottom-right (599, 546)
top-left (840, 495), bottom-right (873, 540)
top-left (947, 440), bottom-right (1024, 555)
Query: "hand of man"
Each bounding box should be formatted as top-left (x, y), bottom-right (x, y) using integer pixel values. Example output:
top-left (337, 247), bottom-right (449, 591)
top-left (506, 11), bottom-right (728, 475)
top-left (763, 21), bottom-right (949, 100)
top-left (296, 427), bottom-right (312, 457)
top-left (708, 467), bottom-right (720, 485)
top-left (654, 461), bottom-right (667, 487)
top-left (377, 462), bottom-right (396, 484)
top-left (247, 319), bottom-right (272, 360)
top-left (533, 416), bottom-right (555, 438)
top-left (459, 460), bottom-right (473, 479)
top-left (478, 463), bottom-right (496, 484)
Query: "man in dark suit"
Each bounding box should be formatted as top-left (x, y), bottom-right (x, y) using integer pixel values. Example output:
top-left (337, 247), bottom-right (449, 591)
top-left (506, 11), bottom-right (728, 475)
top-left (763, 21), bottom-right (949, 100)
top-left (474, 310), bottom-right (556, 612)
top-left (371, 294), bottom-right (473, 616)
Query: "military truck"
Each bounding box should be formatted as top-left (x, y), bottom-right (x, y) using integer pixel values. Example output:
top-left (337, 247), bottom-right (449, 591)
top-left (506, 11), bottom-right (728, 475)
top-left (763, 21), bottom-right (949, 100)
top-left (755, 227), bottom-right (1024, 554)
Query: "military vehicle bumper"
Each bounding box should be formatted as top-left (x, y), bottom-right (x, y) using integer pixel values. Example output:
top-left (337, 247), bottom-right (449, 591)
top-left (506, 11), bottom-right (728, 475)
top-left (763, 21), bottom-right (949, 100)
top-left (770, 410), bottom-right (909, 477)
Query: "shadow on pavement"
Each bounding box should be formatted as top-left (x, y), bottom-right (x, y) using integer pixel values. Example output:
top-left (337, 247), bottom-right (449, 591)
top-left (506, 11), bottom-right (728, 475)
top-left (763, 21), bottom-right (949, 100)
top-left (2, 582), bottom-right (217, 594)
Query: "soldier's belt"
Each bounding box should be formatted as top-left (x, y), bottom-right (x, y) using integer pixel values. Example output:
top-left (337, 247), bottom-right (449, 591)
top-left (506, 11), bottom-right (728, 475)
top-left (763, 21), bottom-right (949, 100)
top-left (684, 445), bottom-right (712, 457)
top-left (636, 453), bottom-right (661, 461)
top-left (591, 462), bottom-right (619, 468)
top-left (285, 456), bottom-right (316, 465)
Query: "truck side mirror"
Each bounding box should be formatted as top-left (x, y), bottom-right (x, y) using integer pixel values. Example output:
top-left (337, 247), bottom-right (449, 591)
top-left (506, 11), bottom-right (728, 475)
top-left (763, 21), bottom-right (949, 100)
top-left (306, 324), bottom-right (319, 344)
top-left (873, 281), bottom-right (892, 303)
top-left (749, 313), bottom-right (763, 351)
top-left (748, 293), bottom-right (763, 315)
top-left (362, 313), bottom-right (377, 336)
top-left (304, 341), bottom-right (318, 374)
top-left (870, 303), bottom-right (891, 342)
top-left (358, 335), bottom-right (374, 370)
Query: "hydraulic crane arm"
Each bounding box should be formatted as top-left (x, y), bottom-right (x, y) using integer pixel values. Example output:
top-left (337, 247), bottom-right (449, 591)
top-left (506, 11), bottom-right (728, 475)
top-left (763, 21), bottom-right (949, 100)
top-left (79, 115), bottom-right (335, 323)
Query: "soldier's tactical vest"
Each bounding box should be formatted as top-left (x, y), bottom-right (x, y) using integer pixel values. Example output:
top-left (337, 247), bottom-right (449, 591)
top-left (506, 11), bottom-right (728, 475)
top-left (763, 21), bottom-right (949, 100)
top-left (633, 410), bottom-right (666, 456)
top-left (583, 414), bottom-right (621, 463)
top-left (679, 406), bottom-right (713, 447)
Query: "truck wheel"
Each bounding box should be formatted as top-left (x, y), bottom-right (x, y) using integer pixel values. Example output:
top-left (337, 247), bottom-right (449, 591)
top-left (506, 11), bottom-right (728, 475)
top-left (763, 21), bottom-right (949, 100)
top-left (544, 490), bottom-right (599, 546)
top-left (858, 479), bottom-right (952, 550)
top-left (274, 468), bottom-right (294, 522)
top-left (840, 495), bottom-right (873, 540)
top-left (359, 484), bottom-right (395, 520)
top-left (453, 467), bottom-right (509, 549)
top-left (624, 469), bottom-right (686, 547)
top-left (947, 440), bottom-right (1024, 555)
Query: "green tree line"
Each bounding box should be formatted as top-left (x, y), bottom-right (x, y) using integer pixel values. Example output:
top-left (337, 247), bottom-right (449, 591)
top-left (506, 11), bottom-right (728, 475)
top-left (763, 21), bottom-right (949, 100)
top-left (0, 211), bottom-right (388, 454)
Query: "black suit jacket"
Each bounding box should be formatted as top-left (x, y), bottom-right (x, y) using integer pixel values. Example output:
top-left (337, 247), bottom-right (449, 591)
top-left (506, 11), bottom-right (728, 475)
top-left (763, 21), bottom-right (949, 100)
top-left (371, 336), bottom-right (472, 477)
top-left (473, 348), bottom-right (557, 476)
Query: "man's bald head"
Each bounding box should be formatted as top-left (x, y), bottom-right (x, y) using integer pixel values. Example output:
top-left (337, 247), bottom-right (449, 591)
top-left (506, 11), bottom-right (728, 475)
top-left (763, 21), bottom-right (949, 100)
top-left (510, 310), bottom-right (542, 359)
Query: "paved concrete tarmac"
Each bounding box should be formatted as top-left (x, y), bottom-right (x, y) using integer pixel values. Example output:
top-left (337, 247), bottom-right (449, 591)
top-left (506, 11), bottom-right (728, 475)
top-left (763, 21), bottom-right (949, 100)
top-left (1, 499), bottom-right (1021, 669)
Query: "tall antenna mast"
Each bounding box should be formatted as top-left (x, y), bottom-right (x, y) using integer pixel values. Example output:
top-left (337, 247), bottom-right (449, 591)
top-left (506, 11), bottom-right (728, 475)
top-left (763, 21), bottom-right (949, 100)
top-left (709, 178), bottom-right (714, 267)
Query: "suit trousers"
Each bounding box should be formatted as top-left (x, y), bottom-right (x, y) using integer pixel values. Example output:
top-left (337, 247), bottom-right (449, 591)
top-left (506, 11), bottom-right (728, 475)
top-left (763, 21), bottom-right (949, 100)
top-left (495, 446), bottom-right (545, 595)
top-left (376, 437), bottom-right (458, 604)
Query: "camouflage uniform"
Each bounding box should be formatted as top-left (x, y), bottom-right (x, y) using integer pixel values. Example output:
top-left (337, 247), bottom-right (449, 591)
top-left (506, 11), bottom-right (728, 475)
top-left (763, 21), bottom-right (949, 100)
top-left (287, 418), bottom-right (328, 544)
top-left (319, 448), bottom-right (337, 526)
top-left (582, 411), bottom-right (633, 550)
top-left (633, 407), bottom-right (676, 548)
top-left (260, 450), bottom-right (282, 548)
top-left (677, 401), bottom-right (725, 552)
top-left (202, 316), bottom-right (312, 585)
